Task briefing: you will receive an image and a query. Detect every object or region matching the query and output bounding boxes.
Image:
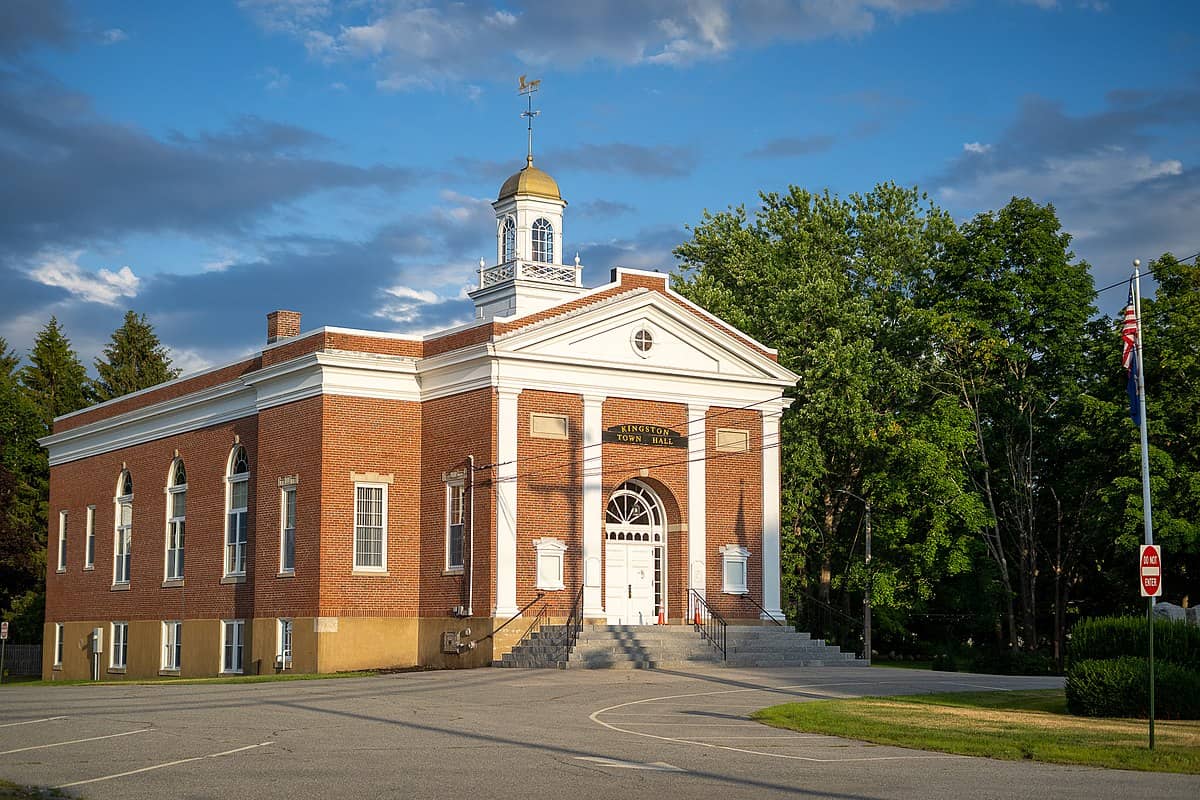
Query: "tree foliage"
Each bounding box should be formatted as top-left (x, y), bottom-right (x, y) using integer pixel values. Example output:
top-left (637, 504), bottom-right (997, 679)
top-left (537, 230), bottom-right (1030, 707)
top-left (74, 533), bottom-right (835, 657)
top-left (93, 310), bottom-right (181, 402)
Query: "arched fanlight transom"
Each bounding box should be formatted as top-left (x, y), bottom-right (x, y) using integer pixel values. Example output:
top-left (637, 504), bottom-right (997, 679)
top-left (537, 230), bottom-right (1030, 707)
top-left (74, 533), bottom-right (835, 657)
top-left (605, 481), bottom-right (664, 528)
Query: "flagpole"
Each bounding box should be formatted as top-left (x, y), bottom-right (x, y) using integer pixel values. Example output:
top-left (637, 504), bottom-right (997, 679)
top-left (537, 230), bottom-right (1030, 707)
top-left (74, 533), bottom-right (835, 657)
top-left (1132, 259), bottom-right (1156, 750)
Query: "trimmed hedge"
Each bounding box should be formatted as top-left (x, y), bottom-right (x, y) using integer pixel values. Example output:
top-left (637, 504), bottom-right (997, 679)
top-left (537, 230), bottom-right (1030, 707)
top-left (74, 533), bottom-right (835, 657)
top-left (1068, 616), bottom-right (1200, 668)
top-left (1066, 656), bottom-right (1200, 719)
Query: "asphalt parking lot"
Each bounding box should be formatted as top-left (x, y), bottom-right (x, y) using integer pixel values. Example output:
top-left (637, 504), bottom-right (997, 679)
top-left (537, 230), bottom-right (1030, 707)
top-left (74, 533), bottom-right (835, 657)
top-left (2, 665), bottom-right (1196, 799)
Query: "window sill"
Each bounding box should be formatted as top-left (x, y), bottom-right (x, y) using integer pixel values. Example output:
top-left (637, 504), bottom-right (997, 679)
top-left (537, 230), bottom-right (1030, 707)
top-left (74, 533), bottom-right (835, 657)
top-left (107, 667), bottom-right (126, 675)
top-left (110, 582), bottom-right (130, 592)
top-left (723, 588), bottom-right (749, 596)
top-left (162, 579), bottom-right (184, 588)
top-left (83, 565), bottom-right (94, 571)
top-left (56, 567), bottom-right (65, 573)
top-left (277, 570), bottom-right (295, 579)
top-left (220, 670), bottom-right (244, 676)
top-left (158, 669), bottom-right (181, 677)
top-left (351, 569), bottom-right (389, 576)
top-left (443, 568), bottom-right (464, 576)
top-left (52, 664), bottom-right (62, 671)
top-left (220, 575), bottom-right (246, 585)
top-left (536, 584), bottom-right (565, 592)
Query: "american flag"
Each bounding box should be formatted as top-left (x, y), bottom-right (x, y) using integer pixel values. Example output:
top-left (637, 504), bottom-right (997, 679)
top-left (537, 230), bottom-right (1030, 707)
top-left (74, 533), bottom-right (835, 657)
top-left (1121, 283), bottom-right (1138, 370)
top-left (1123, 279), bottom-right (1140, 423)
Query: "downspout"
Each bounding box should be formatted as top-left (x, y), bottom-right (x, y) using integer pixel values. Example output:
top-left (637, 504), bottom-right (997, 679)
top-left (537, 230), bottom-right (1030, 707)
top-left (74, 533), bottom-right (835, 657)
top-left (467, 454), bottom-right (475, 617)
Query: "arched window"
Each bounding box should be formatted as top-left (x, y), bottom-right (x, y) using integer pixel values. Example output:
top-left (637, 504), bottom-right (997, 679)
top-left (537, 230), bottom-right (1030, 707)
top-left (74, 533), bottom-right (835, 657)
top-left (114, 470), bottom-right (133, 585)
top-left (501, 216), bottom-right (516, 262)
top-left (225, 446), bottom-right (249, 577)
top-left (531, 218), bottom-right (553, 263)
top-left (165, 458), bottom-right (186, 580)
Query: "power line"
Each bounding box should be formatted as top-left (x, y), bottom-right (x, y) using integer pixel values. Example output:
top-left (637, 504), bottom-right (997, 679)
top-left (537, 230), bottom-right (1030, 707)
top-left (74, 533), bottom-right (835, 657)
top-left (1092, 250), bottom-right (1199, 295)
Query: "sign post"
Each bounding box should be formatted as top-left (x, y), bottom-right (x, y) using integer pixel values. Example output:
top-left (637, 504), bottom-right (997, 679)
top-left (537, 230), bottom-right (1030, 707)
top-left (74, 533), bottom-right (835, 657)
top-left (0, 620), bottom-right (7, 685)
top-left (1140, 544), bottom-right (1163, 749)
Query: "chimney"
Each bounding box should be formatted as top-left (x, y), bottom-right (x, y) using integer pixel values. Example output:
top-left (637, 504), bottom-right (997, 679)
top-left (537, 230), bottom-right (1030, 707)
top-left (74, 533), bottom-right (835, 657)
top-left (266, 310), bottom-right (301, 344)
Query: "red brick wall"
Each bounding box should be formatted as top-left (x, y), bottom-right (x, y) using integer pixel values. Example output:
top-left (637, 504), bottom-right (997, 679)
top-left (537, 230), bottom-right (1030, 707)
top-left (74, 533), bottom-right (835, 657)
top-left (45, 416), bottom-right (260, 623)
top-left (253, 397), bottom-right (323, 618)
top-left (315, 394), bottom-right (421, 618)
top-left (704, 407), bottom-right (764, 620)
top-left (417, 388), bottom-right (494, 617)
top-left (514, 390), bottom-right (583, 615)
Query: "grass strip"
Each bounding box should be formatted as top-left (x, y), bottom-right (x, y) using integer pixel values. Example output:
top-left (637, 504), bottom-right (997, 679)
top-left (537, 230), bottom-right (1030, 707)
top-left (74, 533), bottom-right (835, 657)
top-left (751, 689), bottom-right (1200, 774)
top-left (0, 780), bottom-right (69, 799)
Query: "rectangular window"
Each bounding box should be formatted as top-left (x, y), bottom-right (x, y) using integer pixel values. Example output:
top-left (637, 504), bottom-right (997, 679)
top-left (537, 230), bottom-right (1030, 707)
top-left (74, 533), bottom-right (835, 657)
top-left (85, 506), bottom-right (95, 568)
top-left (446, 482), bottom-right (464, 571)
top-left (277, 618), bottom-right (293, 668)
top-left (57, 510), bottom-right (67, 571)
top-left (110, 622), bottom-right (128, 669)
top-left (166, 488), bottom-right (185, 580)
top-left (353, 483), bottom-right (387, 571)
top-left (720, 545), bottom-right (750, 595)
top-left (114, 501), bottom-right (132, 584)
top-left (54, 623), bottom-right (64, 666)
top-left (162, 621), bottom-right (182, 670)
top-left (221, 620), bottom-right (245, 673)
top-left (280, 486), bottom-right (296, 573)
top-left (225, 478), bottom-right (248, 576)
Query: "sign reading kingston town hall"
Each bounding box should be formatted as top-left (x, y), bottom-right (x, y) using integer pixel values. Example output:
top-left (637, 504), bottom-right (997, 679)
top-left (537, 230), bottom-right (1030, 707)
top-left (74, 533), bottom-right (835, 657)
top-left (602, 424), bottom-right (688, 448)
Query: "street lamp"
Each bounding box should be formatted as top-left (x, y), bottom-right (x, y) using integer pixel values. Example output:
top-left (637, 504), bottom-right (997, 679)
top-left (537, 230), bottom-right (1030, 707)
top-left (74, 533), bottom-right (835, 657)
top-left (836, 489), bottom-right (872, 666)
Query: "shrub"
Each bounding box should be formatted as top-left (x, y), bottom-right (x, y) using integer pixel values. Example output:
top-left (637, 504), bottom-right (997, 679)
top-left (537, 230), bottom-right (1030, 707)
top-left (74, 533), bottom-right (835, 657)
top-left (1066, 656), bottom-right (1200, 719)
top-left (969, 647), bottom-right (1059, 676)
top-left (1068, 616), bottom-right (1200, 668)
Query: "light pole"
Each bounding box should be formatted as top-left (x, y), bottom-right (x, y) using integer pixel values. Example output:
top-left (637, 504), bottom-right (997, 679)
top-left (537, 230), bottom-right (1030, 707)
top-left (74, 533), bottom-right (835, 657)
top-left (836, 490), bottom-right (872, 665)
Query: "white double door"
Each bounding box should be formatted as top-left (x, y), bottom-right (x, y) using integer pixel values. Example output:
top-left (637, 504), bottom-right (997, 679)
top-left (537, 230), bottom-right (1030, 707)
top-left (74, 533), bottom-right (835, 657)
top-left (605, 542), bottom-right (658, 625)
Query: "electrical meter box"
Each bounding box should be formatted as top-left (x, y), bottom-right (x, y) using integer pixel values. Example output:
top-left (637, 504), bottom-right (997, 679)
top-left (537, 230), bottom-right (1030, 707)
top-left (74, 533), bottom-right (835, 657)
top-left (91, 627), bottom-right (103, 654)
top-left (441, 631), bottom-right (461, 654)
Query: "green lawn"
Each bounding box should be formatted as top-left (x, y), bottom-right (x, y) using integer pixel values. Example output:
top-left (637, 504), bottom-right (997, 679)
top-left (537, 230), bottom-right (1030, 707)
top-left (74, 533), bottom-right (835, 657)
top-left (752, 689), bottom-right (1200, 774)
top-left (0, 779), bottom-right (69, 799)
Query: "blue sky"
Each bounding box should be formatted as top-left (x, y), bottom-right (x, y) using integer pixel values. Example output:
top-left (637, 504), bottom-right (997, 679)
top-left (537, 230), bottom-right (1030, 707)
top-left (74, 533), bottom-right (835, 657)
top-left (2, 0), bottom-right (1197, 375)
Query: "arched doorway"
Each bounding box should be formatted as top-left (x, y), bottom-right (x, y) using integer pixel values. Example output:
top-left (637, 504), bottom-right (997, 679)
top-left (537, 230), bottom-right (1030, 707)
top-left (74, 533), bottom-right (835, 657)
top-left (605, 480), bottom-right (667, 625)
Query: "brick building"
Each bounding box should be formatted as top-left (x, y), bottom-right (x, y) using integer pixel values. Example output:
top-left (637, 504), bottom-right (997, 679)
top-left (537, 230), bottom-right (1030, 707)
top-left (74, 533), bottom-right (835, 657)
top-left (41, 154), bottom-right (797, 679)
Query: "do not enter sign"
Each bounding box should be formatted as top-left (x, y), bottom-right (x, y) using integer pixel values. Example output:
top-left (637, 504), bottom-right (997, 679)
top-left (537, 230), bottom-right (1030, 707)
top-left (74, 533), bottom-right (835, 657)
top-left (1140, 544), bottom-right (1163, 597)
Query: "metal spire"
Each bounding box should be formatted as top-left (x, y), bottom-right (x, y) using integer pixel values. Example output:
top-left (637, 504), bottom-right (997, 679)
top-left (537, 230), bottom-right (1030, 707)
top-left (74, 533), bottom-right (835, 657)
top-left (518, 74), bottom-right (541, 166)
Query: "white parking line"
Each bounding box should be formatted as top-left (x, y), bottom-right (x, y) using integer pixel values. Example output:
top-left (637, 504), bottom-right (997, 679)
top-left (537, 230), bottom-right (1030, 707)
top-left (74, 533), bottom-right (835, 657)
top-left (56, 741), bottom-right (274, 789)
top-left (591, 684), bottom-right (963, 763)
top-left (0, 728), bottom-right (151, 755)
top-left (0, 716), bottom-right (68, 728)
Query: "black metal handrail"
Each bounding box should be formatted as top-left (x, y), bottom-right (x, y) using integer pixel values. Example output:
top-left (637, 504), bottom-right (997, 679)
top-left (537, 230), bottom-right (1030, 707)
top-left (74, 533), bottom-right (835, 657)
top-left (689, 589), bottom-right (727, 660)
top-left (739, 592), bottom-right (784, 626)
top-left (516, 600), bottom-right (550, 648)
top-left (479, 592), bottom-right (545, 643)
top-left (551, 583), bottom-right (586, 660)
top-left (798, 590), bottom-right (865, 659)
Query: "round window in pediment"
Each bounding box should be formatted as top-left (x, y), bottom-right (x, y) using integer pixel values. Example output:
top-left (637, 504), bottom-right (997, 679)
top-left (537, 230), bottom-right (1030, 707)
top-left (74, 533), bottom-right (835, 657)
top-left (631, 326), bottom-right (654, 357)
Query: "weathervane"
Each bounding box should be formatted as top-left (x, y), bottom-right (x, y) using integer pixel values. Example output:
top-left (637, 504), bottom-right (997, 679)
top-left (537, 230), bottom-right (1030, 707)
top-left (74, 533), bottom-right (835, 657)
top-left (518, 74), bottom-right (541, 166)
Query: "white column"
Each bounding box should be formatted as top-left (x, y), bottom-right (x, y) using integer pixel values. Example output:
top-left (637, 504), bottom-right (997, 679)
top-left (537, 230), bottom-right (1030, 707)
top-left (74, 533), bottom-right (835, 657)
top-left (760, 406), bottom-right (785, 621)
top-left (494, 387), bottom-right (522, 617)
top-left (687, 403), bottom-right (708, 607)
top-left (582, 395), bottom-right (606, 618)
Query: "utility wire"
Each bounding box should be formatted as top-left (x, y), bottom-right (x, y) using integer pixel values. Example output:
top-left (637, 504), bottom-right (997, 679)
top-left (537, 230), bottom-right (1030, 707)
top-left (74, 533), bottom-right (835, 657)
top-left (1092, 250), bottom-right (1199, 295)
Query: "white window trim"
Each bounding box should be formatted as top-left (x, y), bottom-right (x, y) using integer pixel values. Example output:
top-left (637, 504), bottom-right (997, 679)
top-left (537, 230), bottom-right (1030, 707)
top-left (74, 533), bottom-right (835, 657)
top-left (630, 325), bottom-right (654, 358)
top-left (276, 618), bottom-right (293, 669)
top-left (161, 620), bottom-right (182, 671)
top-left (445, 480), bottom-right (465, 572)
top-left (353, 482), bottom-right (388, 572)
top-left (110, 621), bottom-right (128, 670)
top-left (114, 484), bottom-right (133, 587)
top-left (54, 623), bottom-right (64, 667)
top-left (533, 537), bottom-right (567, 591)
top-left (57, 510), bottom-right (67, 571)
top-left (224, 449), bottom-right (249, 578)
top-left (280, 486), bottom-right (296, 575)
top-left (165, 462), bottom-right (186, 582)
top-left (720, 544), bottom-right (751, 595)
top-left (221, 619), bottom-right (245, 674)
top-left (84, 505), bottom-right (95, 569)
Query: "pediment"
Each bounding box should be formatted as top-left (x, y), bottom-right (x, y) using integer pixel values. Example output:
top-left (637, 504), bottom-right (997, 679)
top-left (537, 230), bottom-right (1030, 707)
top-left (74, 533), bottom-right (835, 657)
top-left (495, 291), bottom-right (796, 385)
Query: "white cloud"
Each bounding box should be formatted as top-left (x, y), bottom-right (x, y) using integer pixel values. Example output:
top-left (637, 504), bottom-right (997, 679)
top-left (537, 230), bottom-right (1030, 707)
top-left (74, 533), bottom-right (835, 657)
top-left (28, 251), bottom-right (140, 305)
top-left (100, 28), bottom-right (128, 45)
top-left (962, 142), bottom-right (992, 154)
top-left (242, 1), bottom-right (956, 90)
top-left (374, 284), bottom-right (441, 323)
top-left (259, 66), bottom-right (291, 91)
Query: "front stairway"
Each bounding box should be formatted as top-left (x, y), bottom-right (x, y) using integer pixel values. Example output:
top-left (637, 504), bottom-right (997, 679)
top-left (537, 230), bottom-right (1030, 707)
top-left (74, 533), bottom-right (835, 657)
top-left (493, 624), bottom-right (865, 669)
